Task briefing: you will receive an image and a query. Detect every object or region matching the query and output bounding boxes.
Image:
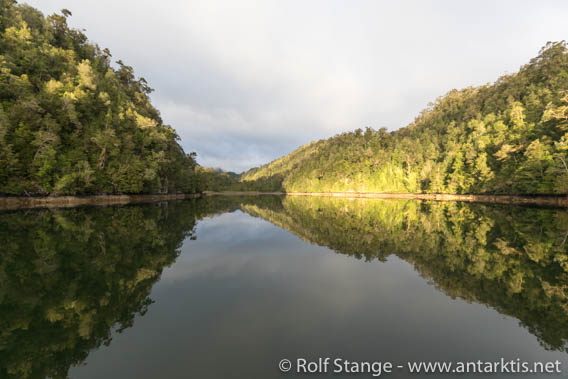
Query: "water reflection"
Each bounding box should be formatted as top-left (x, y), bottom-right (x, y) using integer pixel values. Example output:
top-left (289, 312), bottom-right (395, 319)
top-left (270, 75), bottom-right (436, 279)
top-left (1, 196), bottom-right (567, 378)
top-left (0, 201), bottom-right (202, 378)
top-left (243, 196), bottom-right (568, 352)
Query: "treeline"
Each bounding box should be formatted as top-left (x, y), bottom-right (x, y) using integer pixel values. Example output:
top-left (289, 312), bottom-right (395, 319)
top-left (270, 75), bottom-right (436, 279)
top-left (198, 166), bottom-right (282, 192)
top-left (238, 42), bottom-right (568, 195)
top-left (0, 2), bottom-right (200, 195)
top-left (241, 196), bottom-right (568, 351)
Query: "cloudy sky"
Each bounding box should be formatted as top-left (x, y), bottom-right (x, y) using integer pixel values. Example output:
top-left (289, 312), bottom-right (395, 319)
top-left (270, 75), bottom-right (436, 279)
top-left (26, 0), bottom-right (568, 172)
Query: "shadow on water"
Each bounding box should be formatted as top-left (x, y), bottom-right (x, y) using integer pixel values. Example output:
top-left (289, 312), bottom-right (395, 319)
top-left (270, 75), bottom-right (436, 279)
top-left (0, 195), bottom-right (567, 377)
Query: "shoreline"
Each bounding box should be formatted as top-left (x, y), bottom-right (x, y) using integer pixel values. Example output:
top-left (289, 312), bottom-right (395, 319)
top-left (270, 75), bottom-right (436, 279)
top-left (2, 191), bottom-right (568, 210)
top-left (0, 193), bottom-right (202, 211)
top-left (205, 191), bottom-right (568, 207)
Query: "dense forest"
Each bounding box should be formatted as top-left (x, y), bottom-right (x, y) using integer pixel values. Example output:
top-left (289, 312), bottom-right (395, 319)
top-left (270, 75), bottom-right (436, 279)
top-left (0, 2), bottom-right (200, 195)
top-left (4, 1), bottom-right (568, 197)
top-left (236, 42), bottom-right (568, 195)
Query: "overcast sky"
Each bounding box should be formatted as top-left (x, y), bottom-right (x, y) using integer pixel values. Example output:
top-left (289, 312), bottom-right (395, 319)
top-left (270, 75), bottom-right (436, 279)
top-left (25, 0), bottom-right (568, 172)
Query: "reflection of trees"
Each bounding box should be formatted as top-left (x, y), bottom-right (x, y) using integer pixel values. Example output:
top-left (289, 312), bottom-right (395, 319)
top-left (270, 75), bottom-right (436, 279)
top-left (0, 196), bottom-right (285, 378)
top-left (0, 201), bottom-right (203, 378)
top-left (242, 197), bottom-right (568, 352)
top-left (2, 195), bottom-right (566, 378)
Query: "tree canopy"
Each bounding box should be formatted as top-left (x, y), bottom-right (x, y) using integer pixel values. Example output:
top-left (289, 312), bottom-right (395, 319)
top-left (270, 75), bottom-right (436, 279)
top-left (0, 1), bottom-right (200, 195)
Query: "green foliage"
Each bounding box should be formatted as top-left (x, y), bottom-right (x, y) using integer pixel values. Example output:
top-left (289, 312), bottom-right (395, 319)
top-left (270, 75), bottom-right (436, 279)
top-left (240, 42), bottom-right (568, 195)
top-left (0, 3), bottom-right (200, 195)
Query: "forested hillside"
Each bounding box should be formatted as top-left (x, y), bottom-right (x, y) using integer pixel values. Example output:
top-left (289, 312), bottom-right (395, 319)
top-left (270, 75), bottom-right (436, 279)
top-left (0, 1), bottom-right (200, 195)
top-left (4, 0), bottom-right (568, 197)
top-left (240, 42), bottom-right (568, 195)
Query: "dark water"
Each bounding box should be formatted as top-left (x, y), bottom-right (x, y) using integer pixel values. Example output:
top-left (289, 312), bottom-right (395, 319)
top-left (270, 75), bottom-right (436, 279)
top-left (1, 196), bottom-right (568, 378)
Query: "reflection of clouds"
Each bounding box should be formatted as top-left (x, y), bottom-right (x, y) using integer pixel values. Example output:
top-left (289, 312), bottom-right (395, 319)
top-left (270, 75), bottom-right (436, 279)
top-left (195, 210), bottom-right (266, 235)
top-left (27, 0), bottom-right (568, 172)
top-left (162, 210), bottom-right (316, 280)
top-left (156, 209), bottom-right (566, 365)
top-left (71, 208), bottom-right (568, 379)
top-left (161, 209), bottom-right (420, 314)
top-left (191, 210), bottom-right (288, 247)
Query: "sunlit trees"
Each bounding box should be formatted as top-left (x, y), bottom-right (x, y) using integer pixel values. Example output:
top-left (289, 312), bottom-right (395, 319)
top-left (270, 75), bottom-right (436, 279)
top-left (0, 3), bottom-right (200, 195)
top-left (237, 42), bottom-right (568, 195)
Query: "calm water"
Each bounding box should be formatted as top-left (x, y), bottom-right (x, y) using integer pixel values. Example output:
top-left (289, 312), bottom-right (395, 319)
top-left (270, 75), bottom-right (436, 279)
top-left (1, 196), bottom-right (568, 378)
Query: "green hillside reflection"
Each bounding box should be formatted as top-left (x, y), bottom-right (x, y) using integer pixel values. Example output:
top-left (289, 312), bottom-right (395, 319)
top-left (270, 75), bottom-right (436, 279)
top-left (0, 201), bottom-right (204, 378)
top-left (1, 196), bottom-right (567, 378)
top-left (241, 196), bottom-right (568, 352)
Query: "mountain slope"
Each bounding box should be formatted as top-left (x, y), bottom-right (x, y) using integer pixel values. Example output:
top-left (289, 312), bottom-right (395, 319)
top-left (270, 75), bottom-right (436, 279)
top-left (240, 42), bottom-right (568, 195)
top-left (0, 2), bottom-right (200, 195)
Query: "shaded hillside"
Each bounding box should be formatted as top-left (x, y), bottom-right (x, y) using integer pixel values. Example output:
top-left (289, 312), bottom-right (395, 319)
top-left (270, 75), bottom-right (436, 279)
top-left (240, 42), bottom-right (568, 195)
top-left (0, 2), bottom-right (200, 195)
top-left (198, 165), bottom-right (282, 192)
